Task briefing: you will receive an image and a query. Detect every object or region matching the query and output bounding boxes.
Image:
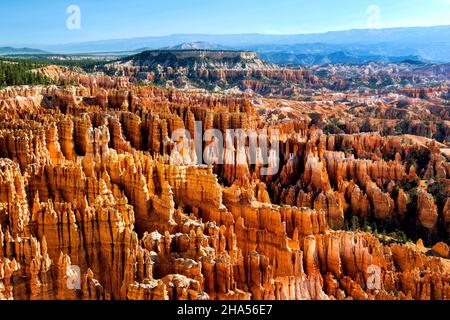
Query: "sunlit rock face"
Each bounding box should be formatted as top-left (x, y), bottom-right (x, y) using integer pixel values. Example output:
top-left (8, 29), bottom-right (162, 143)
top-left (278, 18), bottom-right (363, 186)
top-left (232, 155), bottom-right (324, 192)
top-left (0, 63), bottom-right (449, 301)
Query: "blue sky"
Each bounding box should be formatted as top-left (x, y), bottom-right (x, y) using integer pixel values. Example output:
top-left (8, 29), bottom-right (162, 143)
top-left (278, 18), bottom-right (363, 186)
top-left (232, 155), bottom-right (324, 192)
top-left (1, 0), bottom-right (449, 45)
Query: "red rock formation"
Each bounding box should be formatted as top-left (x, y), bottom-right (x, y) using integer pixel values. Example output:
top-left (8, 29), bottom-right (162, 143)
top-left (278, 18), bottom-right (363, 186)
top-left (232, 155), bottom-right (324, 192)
top-left (0, 80), bottom-right (448, 302)
top-left (416, 189), bottom-right (439, 229)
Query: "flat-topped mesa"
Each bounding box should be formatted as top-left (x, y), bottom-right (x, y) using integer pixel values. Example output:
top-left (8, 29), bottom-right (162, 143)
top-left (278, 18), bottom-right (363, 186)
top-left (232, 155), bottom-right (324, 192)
top-left (132, 49), bottom-right (259, 61)
top-left (116, 50), bottom-right (266, 69)
top-left (102, 49), bottom-right (318, 94)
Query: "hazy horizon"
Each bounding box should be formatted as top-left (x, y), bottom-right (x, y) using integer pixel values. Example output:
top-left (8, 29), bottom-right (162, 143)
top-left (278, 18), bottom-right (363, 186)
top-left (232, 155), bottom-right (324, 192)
top-left (1, 0), bottom-right (449, 46)
top-left (2, 25), bottom-right (447, 48)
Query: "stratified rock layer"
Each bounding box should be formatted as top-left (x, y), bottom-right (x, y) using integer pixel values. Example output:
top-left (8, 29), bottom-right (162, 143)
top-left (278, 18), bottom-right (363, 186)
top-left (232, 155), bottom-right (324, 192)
top-left (0, 81), bottom-right (448, 300)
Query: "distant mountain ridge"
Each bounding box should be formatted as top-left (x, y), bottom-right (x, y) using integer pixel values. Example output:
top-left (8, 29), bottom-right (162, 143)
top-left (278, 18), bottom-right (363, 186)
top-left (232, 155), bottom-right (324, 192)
top-left (0, 47), bottom-right (48, 55)
top-left (258, 51), bottom-right (428, 66)
top-left (166, 41), bottom-right (230, 50)
top-left (4, 26), bottom-right (450, 65)
top-left (17, 25), bottom-right (447, 54)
